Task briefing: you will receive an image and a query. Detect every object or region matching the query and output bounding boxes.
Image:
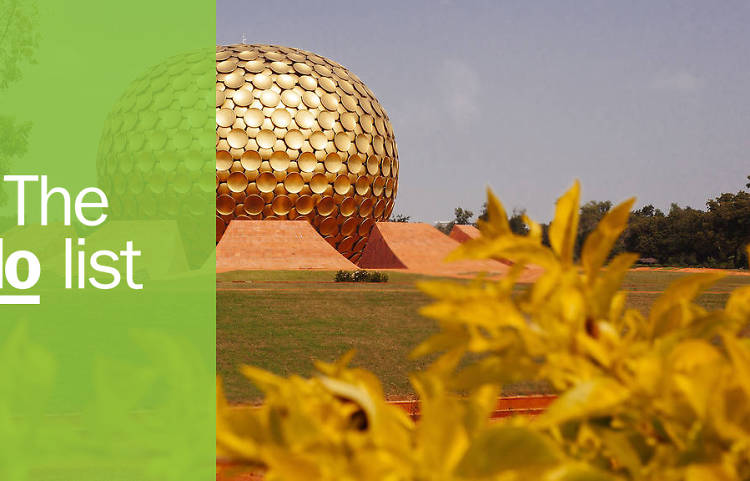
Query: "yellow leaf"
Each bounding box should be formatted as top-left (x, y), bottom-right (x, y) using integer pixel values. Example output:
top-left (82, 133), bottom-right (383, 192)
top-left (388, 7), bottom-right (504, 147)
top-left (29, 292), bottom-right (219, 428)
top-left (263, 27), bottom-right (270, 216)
top-left (596, 427), bottom-right (642, 476)
top-left (263, 450), bottom-right (322, 481)
top-left (524, 213), bottom-right (543, 243)
top-left (416, 279), bottom-right (469, 299)
top-left (414, 378), bottom-right (471, 474)
top-left (725, 286), bottom-right (750, 323)
top-left (544, 464), bottom-right (617, 481)
top-left (446, 233), bottom-right (557, 269)
top-left (684, 464), bottom-right (735, 481)
top-left (627, 354), bottom-right (662, 395)
top-left (548, 181), bottom-right (581, 265)
top-left (410, 329), bottom-right (468, 359)
top-left (581, 198), bottom-right (635, 283)
top-left (608, 290), bottom-right (626, 325)
top-left (464, 384), bottom-right (500, 434)
top-left (721, 334), bottom-right (750, 398)
top-left (537, 378), bottom-right (629, 427)
top-left (559, 286), bottom-right (586, 324)
top-left (314, 349), bottom-right (356, 376)
top-left (476, 187), bottom-right (511, 238)
top-left (575, 332), bottom-right (611, 368)
top-left (649, 272), bottom-right (726, 337)
top-left (240, 364), bottom-right (285, 392)
top-left (317, 376), bottom-right (378, 424)
top-left (591, 253), bottom-right (639, 320)
top-left (668, 340), bottom-right (724, 419)
top-left (450, 351), bottom-right (536, 390)
top-left (216, 377), bottom-right (263, 462)
top-left (455, 425), bottom-right (561, 477)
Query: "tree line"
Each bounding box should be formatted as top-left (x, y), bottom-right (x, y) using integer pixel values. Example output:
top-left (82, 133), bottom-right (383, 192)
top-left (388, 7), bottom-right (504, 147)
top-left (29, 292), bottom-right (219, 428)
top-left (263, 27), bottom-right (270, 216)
top-left (399, 176), bottom-right (750, 269)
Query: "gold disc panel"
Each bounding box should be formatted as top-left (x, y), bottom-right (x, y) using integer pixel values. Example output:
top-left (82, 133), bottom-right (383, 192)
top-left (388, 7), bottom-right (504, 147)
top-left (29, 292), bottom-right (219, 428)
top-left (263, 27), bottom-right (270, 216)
top-left (216, 44), bottom-right (399, 262)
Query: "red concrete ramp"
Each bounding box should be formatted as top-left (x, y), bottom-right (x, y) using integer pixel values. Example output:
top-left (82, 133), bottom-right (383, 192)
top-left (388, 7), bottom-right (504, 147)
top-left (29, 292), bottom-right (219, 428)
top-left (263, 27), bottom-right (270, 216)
top-left (450, 224), bottom-right (513, 266)
top-left (216, 220), bottom-right (357, 272)
top-left (357, 222), bottom-right (510, 277)
top-left (449, 224), bottom-right (481, 243)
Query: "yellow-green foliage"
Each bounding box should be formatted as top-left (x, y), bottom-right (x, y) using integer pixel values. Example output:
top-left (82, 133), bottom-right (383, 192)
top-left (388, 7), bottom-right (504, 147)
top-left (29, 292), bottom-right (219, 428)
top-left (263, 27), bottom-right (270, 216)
top-left (217, 182), bottom-right (750, 481)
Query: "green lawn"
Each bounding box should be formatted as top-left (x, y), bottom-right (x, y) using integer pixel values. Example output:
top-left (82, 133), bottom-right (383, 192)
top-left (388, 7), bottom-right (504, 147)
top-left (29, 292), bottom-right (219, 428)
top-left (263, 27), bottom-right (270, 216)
top-left (621, 270), bottom-right (749, 314)
top-left (217, 269), bottom-right (749, 403)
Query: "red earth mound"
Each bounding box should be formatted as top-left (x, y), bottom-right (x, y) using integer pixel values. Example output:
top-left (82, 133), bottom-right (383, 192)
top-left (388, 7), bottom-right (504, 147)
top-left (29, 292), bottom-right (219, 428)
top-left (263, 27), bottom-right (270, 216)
top-left (357, 222), bottom-right (511, 277)
top-left (216, 220), bottom-right (357, 272)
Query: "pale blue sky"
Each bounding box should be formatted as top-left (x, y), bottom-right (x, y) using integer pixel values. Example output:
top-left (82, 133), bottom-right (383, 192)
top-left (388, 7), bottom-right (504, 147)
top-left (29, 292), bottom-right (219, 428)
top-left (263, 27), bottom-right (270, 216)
top-left (217, 0), bottom-right (750, 222)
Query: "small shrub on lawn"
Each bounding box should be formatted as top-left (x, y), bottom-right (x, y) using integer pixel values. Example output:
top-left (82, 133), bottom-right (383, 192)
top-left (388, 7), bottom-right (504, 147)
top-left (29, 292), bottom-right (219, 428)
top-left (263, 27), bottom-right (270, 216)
top-left (352, 270), bottom-right (369, 282)
top-left (334, 270), bottom-right (389, 283)
top-left (369, 271), bottom-right (388, 283)
top-left (334, 270), bottom-right (352, 282)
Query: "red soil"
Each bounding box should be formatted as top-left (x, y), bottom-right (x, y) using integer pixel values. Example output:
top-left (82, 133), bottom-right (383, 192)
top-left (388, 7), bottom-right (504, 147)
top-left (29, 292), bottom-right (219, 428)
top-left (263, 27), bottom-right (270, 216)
top-left (216, 221), bottom-right (357, 272)
top-left (632, 266), bottom-right (750, 276)
top-left (357, 222), bottom-right (516, 278)
top-left (449, 224), bottom-right (481, 243)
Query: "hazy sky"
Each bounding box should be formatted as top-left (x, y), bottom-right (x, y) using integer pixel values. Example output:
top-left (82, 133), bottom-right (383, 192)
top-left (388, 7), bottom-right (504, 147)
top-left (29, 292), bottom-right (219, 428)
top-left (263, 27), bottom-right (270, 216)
top-left (217, 0), bottom-right (750, 223)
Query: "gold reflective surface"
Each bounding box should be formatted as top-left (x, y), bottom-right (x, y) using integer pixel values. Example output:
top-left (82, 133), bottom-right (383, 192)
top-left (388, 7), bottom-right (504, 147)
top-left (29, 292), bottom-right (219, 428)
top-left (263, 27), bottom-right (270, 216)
top-left (216, 150), bottom-right (233, 170)
top-left (240, 150), bottom-right (262, 170)
top-left (216, 44), bottom-right (399, 259)
top-left (269, 151), bottom-right (290, 171)
top-left (297, 151), bottom-right (317, 172)
top-left (317, 196), bottom-right (336, 216)
top-left (295, 195), bottom-right (314, 214)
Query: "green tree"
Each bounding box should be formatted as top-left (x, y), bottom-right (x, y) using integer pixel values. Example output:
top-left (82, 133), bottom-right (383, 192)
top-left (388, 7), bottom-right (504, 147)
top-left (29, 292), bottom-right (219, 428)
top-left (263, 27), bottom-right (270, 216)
top-left (622, 198), bottom-right (747, 268)
top-left (508, 208), bottom-right (529, 236)
top-left (390, 213), bottom-right (410, 223)
top-left (574, 200), bottom-right (612, 258)
top-left (477, 202), bottom-right (488, 223)
top-left (437, 207), bottom-right (474, 234)
top-left (453, 207), bottom-right (473, 225)
top-left (706, 191), bottom-right (750, 268)
top-left (623, 204), bottom-right (666, 261)
top-left (0, 0), bottom-right (39, 207)
top-left (478, 203), bottom-right (528, 236)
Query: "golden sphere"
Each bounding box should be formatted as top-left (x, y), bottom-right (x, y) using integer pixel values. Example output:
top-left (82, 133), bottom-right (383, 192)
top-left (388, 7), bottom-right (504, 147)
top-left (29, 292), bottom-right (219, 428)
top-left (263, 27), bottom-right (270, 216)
top-left (216, 44), bottom-right (399, 263)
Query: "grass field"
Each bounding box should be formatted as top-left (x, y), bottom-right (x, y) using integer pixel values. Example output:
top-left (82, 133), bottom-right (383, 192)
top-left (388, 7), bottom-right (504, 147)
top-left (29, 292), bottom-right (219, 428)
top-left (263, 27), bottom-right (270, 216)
top-left (217, 269), bottom-right (750, 403)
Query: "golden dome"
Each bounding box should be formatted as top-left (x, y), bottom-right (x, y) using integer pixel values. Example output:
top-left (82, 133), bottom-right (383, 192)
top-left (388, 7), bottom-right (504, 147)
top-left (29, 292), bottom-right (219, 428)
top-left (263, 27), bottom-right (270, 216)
top-left (215, 44), bottom-right (399, 263)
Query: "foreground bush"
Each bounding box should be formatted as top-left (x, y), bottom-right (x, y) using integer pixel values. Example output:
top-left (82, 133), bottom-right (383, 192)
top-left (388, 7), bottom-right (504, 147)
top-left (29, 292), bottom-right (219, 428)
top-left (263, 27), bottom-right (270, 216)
top-left (334, 270), bottom-right (389, 283)
top-left (218, 182), bottom-right (750, 481)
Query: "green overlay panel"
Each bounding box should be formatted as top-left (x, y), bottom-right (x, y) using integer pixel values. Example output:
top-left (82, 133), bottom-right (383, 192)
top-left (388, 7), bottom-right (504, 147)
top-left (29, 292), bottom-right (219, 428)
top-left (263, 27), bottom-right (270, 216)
top-left (0, 1), bottom-right (215, 479)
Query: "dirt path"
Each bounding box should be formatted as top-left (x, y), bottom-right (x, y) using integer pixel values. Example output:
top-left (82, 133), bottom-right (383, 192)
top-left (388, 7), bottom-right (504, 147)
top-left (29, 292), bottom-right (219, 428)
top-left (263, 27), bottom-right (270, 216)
top-left (632, 266), bottom-right (750, 276)
top-left (216, 287), bottom-right (420, 293)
